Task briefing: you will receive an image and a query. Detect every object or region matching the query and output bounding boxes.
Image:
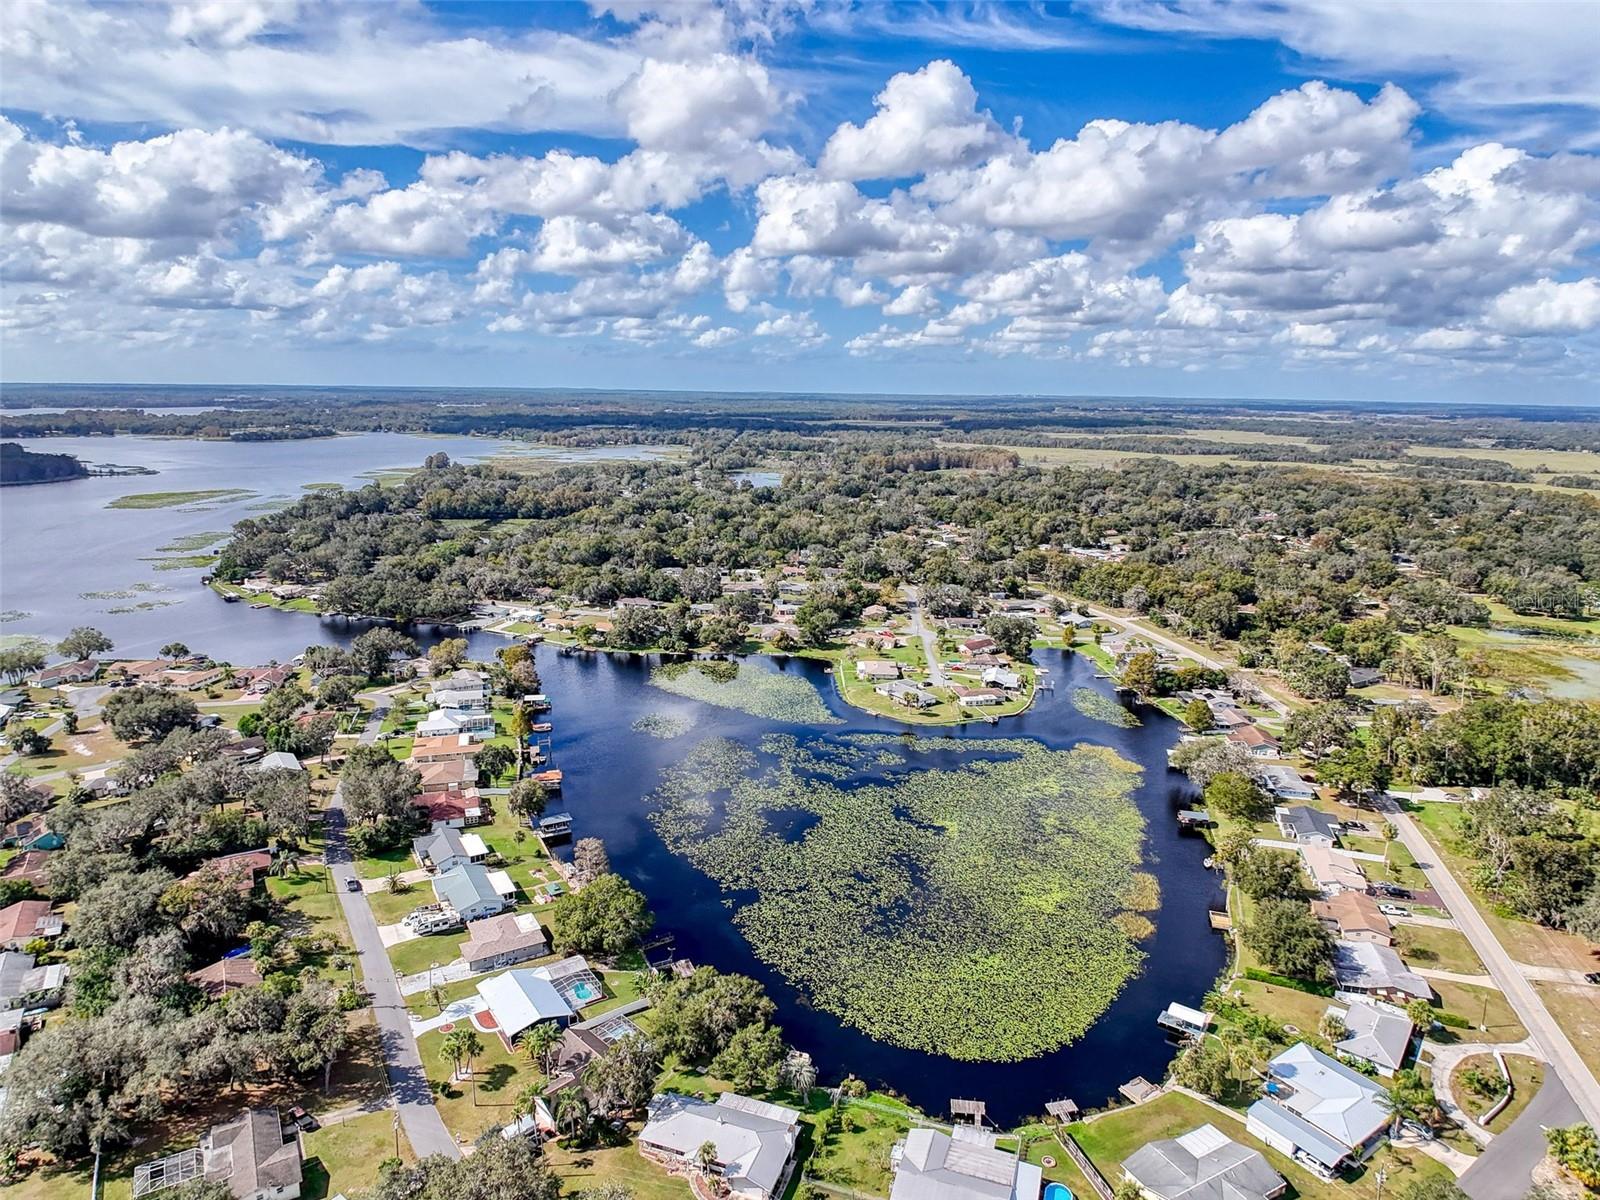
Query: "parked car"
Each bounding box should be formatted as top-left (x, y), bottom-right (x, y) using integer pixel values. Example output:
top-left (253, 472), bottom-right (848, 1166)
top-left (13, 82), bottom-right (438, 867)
top-left (1378, 904), bottom-right (1408, 917)
top-left (345, 877), bottom-right (361, 892)
top-left (1585, 972), bottom-right (1600, 985)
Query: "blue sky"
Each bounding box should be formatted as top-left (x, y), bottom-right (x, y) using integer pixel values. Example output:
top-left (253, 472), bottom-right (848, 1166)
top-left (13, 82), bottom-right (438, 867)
top-left (2, 1), bottom-right (1597, 402)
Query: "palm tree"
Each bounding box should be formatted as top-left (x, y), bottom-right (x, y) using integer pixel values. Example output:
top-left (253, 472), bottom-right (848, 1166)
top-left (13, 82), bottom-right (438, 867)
top-left (438, 1029), bottom-right (468, 1086)
top-left (1382, 1068), bottom-right (1436, 1135)
top-left (456, 1028), bottom-right (483, 1104)
top-left (509, 702), bottom-right (532, 773)
top-left (696, 1139), bottom-right (721, 1176)
top-left (526, 1020), bottom-right (563, 1075)
top-left (552, 1086), bottom-right (591, 1141)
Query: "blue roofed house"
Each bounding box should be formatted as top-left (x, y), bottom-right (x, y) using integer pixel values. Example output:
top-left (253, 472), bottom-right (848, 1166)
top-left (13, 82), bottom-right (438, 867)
top-left (1245, 1043), bottom-right (1390, 1177)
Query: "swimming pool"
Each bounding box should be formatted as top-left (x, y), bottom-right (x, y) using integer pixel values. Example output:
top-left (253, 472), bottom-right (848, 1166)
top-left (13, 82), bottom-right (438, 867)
top-left (570, 980), bottom-right (602, 1003)
top-left (1043, 1182), bottom-right (1073, 1200)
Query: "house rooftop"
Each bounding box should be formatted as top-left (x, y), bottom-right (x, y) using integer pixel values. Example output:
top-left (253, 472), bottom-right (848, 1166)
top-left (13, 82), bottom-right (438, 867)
top-left (642, 1092), bottom-right (801, 1199)
top-left (202, 1108), bottom-right (302, 1198)
top-left (477, 967), bottom-right (574, 1039)
top-left (432, 863), bottom-right (503, 915)
top-left (1335, 1001), bottom-right (1414, 1073)
top-left (890, 1126), bottom-right (1043, 1200)
top-left (1311, 892), bottom-right (1391, 941)
top-left (1265, 1042), bottom-right (1390, 1151)
top-left (1331, 940), bottom-right (1430, 1001)
top-left (1122, 1124), bottom-right (1284, 1200)
top-left (1280, 806), bottom-right (1338, 843)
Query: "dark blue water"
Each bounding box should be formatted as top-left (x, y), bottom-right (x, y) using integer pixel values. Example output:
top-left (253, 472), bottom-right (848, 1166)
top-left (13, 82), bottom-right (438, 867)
top-left (526, 645), bottom-right (1226, 1125)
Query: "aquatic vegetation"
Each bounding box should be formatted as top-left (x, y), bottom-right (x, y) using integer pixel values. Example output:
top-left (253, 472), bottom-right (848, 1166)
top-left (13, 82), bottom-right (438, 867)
top-left (144, 555), bottom-right (220, 570)
top-left (106, 489), bottom-right (254, 509)
top-left (647, 733), bottom-right (1149, 1061)
top-left (651, 660), bottom-right (841, 725)
top-left (632, 713), bottom-right (693, 739)
top-left (0, 611), bottom-right (31, 624)
top-left (1071, 686), bottom-right (1141, 727)
top-left (155, 532), bottom-right (229, 553)
top-left (79, 582), bottom-right (170, 600)
top-left (107, 600), bottom-right (178, 613)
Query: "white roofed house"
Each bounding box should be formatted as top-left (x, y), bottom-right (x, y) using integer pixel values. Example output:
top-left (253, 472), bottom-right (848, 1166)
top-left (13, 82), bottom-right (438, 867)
top-left (889, 1125), bottom-right (1042, 1200)
top-left (430, 863), bottom-right (507, 923)
top-left (412, 826), bottom-right (473, 874)
top-left (1261, 766), bottom-right (1316, 802)
top-left (1245, 1043), bottom-right (1391, 1176)
top-left (639, 1092), bottom-right (802, 1200)
top-left (981, 666), bottom-right (1023, 691)
top-left (1330, 940), bottom-right (1431, 1004)
top-left (415, 708), bottom-right (497, 740)
top-left (1121, 1124), bottom-right (1285, 1200)
top-left (856, 659), bottom-right (902, 682)
top-left (0, 951), bottom-right (67, 1010)
top-left (477, 969), bottom-right (574, 1043)
top-left (1301, 845), bottom-right (1366, 896)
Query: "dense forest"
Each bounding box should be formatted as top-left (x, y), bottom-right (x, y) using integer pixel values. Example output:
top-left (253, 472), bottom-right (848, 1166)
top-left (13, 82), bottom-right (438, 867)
top-left (0, 441), bottom-right (87, 485)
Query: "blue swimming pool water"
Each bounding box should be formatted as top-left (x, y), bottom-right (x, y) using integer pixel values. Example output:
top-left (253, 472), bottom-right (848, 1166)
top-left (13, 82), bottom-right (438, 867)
top-left (571, 981), bottom-right (601, 1002)
top-left (1044, 1182), bottom-right (1073, 1200)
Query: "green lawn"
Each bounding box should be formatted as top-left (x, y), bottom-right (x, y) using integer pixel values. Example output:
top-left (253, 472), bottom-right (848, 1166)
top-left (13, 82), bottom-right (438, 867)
top-left (543, 1124), bottom-right (695, 1200)
top-left (387, 928), bottom-right (470, 979)
top-left (1426, 981), bottom-right (1527, 1043)
top-left (355, 840), bottom-right (415, 879)
top-left (804, 1097), bottom-right (908, 1196)
top-left (368, 884), bottom-right (427, 926)
top-left (418, 1023), bottom-right (536, 1142)
top-left (302, 1109), bottom-right (414, 1200)
top-left (1067, 1092), bottom-right (1452, 1200)
top-left (1394, 924), bottom-right (1486, 976)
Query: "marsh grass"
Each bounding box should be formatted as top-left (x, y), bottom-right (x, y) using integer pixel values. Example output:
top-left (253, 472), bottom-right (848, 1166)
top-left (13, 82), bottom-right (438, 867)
top-left (1071, 687), bottom-right (1141, 727)
top-left (650, 660), bottom-right (841, 725)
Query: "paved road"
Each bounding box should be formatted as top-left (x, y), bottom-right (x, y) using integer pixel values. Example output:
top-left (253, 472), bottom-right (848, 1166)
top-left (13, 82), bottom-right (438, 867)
top-left (1461, 1072), bottom-right (1582, 1200)
top-left (326, 702), bottom-right (461, 1161)
top-left (903, 587), bottom-right (946, 686)
top-left (1386, 801), bottom-right (1600, 1128)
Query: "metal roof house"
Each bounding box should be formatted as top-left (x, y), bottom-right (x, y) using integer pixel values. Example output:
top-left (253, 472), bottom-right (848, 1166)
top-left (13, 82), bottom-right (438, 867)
top-left (1246, 1043), bottom-right (1390, 1174)
top-left (430, 863), bottom-right (507, 923)
top-left (413, 826), bottom-right (473, 873)
top-left (640, 1092), bottom-right (801, 1200)
top-left (889, 1126), bottom-right (1042, 1200)
top-left (477, 968), bottom-right (575, 1042)
top-left (1260, 766), bottom-right (1316, 801)
top-left (1121, 1124), bottom-right (1285, 1200)
top-left (1301, 845), bottom-right (1366, 896)
top-left (1331, 940), bottom-right (1431, 1004)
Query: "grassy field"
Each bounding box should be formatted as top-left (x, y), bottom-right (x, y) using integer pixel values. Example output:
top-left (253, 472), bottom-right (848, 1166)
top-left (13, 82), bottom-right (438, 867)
top-left (1402, 445), bottom-right (1600, 475)
top-left (107, 488), bottom-right (255, 509)
top-left (543, 1123), bottom-right (696, 1200)
top-left (1449, 1053), bottom-right (1546, 1134)
top-left (417, 1022), bottom-right (536, 1142)
top-left (302, 1109), bottom-right (415, 1199)
top-left (1533, 981), bottom-right (1600, 1079)
top-left (1395, 924), bottom-right (1486, 976)
top-left (1428, 980), bottom-right (1527, 1043)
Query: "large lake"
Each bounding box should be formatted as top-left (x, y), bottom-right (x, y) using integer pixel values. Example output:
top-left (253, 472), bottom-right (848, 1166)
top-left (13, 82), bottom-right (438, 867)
top-left (0, 433), bottom-right (1225, 1123)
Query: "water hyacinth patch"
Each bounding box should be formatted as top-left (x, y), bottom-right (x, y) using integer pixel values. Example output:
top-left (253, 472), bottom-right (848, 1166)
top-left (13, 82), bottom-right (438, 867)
top-left (651, 660), bottom-right (842, 725)
top-left (647, 733), bottom-right (1149, 1062)
top-left (1071, 687), bottom-right (1141, 727)
top-left (632, 712), bottom-right (693, 739)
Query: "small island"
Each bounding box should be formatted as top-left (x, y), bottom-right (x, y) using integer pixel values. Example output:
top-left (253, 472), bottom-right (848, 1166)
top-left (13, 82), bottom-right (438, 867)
top-left (0, 440), bottom-right (89, 486)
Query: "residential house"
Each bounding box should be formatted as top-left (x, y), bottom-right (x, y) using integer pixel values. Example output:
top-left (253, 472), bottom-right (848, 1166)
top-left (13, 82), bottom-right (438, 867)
top-left (413, 827), bottom-right (475, 874)
top-left (1246, 1043), bottom-right (1390, 1175)
top-left (1261, 767), bottom-right (1317, 802)
top-left (1277, 806), bottom-right (1340, 846)
top-left (476, 966), bottom-right (576, 1042)
top-left (953, 686), bottom-right (1006, 707)
top-left (981, 666), bottom-right (1023, 691)
top-left (164, 666), bottom-right (226, 691)
top-left (457, 912), bottom-right (549, 973)
top-left (856, 660), bottom-right (902, 682)
top-left (416, 758), bottom-right (476, 793)
top-left (413, 788), bottom-right (487, 826)
top-left (1301, 845), bottom-right (1367, 896)
top-left (1348, 667), bottom-right (1384, 689)
top-left (251, 751), bottom-right (303, 774)
top-left (0, 951), bottom-right (67, 1010)
top-left (188, 848), bottom-right (275, 894)
top-left (431, 863), bottom-right (507, 923)
top-left (959, 636), bottom-right (997, 658)
top-left (201, 1108), bottom-right (303, 1200)
top-left (219, 736), bottom-right (268, 763)
top-left (429, 687), bottom-right (488, 710)
top-left (1, 815), bottom-right (63, 852)
top-left (430, 671), bottom-right (489, 703)
top-left (1205, 704), bottom-right (1252, 730)
top-left (861, 604), bottom-right (889, 621)
top-left (188, 955), bottom-right (265, 999)
top-left (1331, 940), bottom-right (1430, 1004)
top-left (532, 1025), bottom-right (627, 1127)
top-left (409, 734), bottom-right (483, 763)
top-left (876, 682), bottom-right (938, 709)
top-left (114, 659), bottom-right (171, 683)
top-left (1330, 1001), bottom-right (1414, 1077)
top-left (30, 659), bottom-right (100, 687)
top-left (1227, 726), bottom-right (1281, 758)
top-left (234, 666), bottom-right (293, 695)
top-left (640, 1092), bottom-right (801, 1200)
top-left (0, 851), bottom-right (51, 890)
top-left (415, 708), bottom-right (497, 740)
top-left (0, 900), bottom-right (62, 950)
top-left (888, 1125), bottom-right (1042, 1200)
top-left (1311, 892), bottom-right (1393, 945)
top-left (1121, 1124), bottom-right (1286, 1200)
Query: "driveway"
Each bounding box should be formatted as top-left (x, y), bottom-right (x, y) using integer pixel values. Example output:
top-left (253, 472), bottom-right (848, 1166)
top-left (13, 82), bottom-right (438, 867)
top-left (1385, 800), bottom-right (1600, 1127)
top-left (326, 701), bottom-right (461, 1160)
top-left (903, 587), bottom-right (946, 687)
top-left (1461, 1072), bottom-right (1583, 1200)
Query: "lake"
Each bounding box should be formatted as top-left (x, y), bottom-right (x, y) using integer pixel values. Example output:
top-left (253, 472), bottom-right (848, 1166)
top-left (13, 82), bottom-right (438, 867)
top-left (0, 432), bottom-right (1225, 1124)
